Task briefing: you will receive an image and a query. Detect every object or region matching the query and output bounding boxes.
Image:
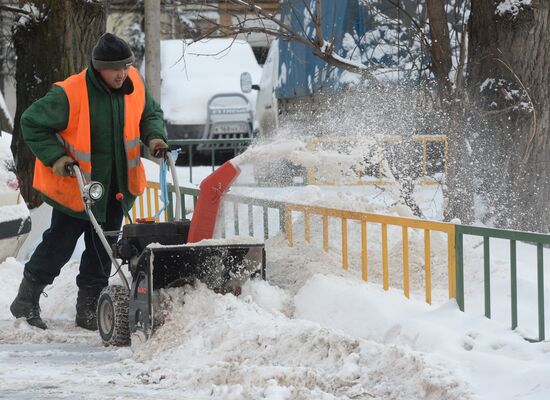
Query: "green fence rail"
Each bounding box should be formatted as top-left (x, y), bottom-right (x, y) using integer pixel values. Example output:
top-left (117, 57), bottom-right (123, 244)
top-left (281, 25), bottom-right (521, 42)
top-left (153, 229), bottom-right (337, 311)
top-left (168, 138), bottom-right (252, 183)
top-left (456, 225), bottom-right (549, 342)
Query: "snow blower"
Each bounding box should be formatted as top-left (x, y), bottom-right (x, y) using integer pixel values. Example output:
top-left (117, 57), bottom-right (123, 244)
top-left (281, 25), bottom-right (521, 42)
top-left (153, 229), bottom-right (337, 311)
top-left (69, 150), bottom-right (265, 347)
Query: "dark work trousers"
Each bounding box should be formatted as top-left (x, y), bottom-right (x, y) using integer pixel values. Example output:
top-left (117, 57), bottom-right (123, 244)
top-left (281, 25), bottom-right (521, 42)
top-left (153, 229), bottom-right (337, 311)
top-left (24, 196), bottom-right (123, 289)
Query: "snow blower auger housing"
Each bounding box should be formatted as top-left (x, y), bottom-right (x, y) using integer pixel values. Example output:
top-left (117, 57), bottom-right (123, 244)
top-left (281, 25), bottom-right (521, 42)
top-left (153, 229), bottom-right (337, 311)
top-left (69, 151), bottom-right (265, 347)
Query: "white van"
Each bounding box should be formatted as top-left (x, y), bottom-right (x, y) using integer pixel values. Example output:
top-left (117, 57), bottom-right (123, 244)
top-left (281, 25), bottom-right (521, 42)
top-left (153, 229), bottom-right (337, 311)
top-left (160, 38), bottom-right (263, 142)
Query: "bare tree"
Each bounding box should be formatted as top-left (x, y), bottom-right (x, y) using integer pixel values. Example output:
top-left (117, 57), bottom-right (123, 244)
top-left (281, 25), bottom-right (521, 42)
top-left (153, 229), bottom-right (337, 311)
top-left (9, 0), bottom-right (106, 208)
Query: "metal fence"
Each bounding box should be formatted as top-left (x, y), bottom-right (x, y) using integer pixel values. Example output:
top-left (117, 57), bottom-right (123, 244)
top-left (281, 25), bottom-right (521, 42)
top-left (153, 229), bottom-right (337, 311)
top-left (285, 203), bottom-right (456, 303)
top-left (456, 225), bottom-right (549, 342)
top-left (167, 138), bottom-right (251, 183)
top-left (132, 180), bottom-right (548, 342)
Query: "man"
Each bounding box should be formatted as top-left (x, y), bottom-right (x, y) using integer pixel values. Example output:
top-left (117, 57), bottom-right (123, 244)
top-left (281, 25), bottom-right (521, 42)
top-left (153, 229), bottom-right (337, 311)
top-left (10, 33), bottom-right (168, 330)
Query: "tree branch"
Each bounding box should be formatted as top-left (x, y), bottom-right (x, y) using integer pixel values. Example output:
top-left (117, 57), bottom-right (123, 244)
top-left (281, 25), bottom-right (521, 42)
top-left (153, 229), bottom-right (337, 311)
top-left (0, 5), bottom-right (31, 15)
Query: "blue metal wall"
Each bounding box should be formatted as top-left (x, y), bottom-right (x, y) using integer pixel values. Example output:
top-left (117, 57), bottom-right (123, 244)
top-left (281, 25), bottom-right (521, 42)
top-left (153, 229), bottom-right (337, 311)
top-left (277, 0), bottom-right (369, 99)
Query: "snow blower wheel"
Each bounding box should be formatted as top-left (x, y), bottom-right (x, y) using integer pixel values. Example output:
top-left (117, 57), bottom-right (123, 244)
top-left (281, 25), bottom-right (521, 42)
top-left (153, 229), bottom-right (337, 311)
top-left (97, 285), bottom-right (130, 347)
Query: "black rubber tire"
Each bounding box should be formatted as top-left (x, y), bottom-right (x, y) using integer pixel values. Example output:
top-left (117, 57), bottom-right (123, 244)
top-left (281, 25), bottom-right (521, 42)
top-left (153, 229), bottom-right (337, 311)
top-left (97, 285), bottom-right (130, 347)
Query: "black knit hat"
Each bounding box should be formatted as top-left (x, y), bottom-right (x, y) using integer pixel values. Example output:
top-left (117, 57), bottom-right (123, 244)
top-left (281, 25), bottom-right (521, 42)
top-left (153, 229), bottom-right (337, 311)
top-left (92, 33), bottom-right (135, 70)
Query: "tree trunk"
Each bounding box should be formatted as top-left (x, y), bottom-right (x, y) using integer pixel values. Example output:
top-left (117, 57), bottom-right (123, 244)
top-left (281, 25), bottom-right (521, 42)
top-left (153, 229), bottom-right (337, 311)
top-left (426, 0), bottom-right (452, 96)
top-left (468, 0), bottom-right (550, 231)
top-left (10, 0), bottom-right (106, 208)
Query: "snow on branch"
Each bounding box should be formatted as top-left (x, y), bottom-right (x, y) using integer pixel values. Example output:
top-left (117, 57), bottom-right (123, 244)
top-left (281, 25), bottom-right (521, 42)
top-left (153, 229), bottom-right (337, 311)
top-left (495, 0), bottom-right (532, 17)
top-left (188, 0), bottom-right (371, 76)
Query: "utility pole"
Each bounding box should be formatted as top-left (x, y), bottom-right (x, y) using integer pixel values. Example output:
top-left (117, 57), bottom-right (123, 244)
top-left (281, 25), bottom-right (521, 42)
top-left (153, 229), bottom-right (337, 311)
top-left (144, 0), bottom-right (161, 102)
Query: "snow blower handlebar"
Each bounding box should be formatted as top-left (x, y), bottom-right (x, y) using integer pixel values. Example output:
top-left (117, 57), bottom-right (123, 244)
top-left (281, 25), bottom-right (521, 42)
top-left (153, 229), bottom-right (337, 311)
top-left (67, 162), bottom-right (130, 291)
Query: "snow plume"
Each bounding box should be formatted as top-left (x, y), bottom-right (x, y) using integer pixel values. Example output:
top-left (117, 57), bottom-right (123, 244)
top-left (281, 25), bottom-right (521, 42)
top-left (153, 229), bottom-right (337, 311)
top-left (236, 85), bottom-right (450, 218)
top-left (238, 83), bottom-right (517, 226)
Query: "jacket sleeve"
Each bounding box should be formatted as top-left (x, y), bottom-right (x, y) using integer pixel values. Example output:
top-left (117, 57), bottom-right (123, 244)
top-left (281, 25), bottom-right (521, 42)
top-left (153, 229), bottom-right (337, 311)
top-left (21, 86), bottom-right (69, 167)
top-left (140, 89), bottom-right (166, 145)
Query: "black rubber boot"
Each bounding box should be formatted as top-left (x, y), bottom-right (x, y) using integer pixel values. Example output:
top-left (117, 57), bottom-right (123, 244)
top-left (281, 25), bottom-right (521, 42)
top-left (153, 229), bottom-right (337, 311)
top-left (75, 286), bottom-right (104, 331)
top-left (10, 277), bottom-right (48, 330)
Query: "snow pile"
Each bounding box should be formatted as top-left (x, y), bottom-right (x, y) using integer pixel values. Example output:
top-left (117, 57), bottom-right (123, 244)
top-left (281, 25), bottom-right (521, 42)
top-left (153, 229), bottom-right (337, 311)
top-left (495, 0), bottom-right (532, 17)
top-left (132, 282), bottom-right (475, 399)
top-left (1, 208), bottom-right (550, 398)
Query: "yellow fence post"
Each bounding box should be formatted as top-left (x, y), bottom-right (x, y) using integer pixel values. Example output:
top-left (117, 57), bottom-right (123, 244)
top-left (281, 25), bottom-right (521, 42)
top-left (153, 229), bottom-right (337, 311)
top-left (146, 188), bottom-right (152, 218)
top-left (154, 188), bottom-right (160, 221)
top-left (323, 214), bottom-right (329, 252)
top-left (424, 229), bottom-right (432, 304)
top-left (382, 223), bottom-right (389, 291)
top-left (402, 226), bottom-right (410, 298)
top-left (342, 218), bottom-right (348, 270)
top-left (305, 211), bottom-right (311, 243)
top-left (361, 220), bottom-right (368, 281)
top-left (285, 207), bottom-right (293, 247)
top-left (422, 139), bottom-right (428, 178)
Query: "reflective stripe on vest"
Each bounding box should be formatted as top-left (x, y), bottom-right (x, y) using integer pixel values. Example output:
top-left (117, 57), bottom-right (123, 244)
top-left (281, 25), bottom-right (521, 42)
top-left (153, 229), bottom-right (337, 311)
top-left (32, 67), bottom-right (147, 212)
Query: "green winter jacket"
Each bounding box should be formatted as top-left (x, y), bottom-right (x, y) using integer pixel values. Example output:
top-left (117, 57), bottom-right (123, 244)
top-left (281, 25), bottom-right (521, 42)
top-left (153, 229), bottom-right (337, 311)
top-left (21, 65), bottom-right (165, 223)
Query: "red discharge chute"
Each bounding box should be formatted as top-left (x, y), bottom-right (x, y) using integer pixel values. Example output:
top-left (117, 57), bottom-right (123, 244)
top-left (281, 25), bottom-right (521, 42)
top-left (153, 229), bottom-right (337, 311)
top-left (187, 161), bottom-right (240, 243)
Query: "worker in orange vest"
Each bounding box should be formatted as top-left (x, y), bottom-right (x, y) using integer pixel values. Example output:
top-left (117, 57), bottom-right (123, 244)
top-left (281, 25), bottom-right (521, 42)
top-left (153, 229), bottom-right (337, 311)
top-left (11, 33), bottom-right (168, 330)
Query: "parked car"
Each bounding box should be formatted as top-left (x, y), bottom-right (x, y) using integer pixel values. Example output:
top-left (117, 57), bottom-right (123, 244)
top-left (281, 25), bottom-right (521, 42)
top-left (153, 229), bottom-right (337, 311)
top-left (0, 133), bottom-right (31, 263)
top-left (159, 38), bottom-right (263, 144)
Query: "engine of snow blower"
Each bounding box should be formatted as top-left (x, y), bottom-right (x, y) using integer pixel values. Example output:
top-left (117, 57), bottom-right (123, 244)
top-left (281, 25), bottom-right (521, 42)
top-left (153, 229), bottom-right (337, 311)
top-left (109, 220), bottom-right (265, 345)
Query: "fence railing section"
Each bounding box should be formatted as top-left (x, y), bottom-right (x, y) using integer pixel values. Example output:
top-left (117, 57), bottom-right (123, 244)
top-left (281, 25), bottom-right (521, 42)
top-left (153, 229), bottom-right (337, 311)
top-left (306, 135), bottom-right (448, 186)
top-left (285, 203), bottom-right (456, 303)
top-left (455, 225), bottom-right (549, 342)
top-left (168, 138), bottom-right (251, 183)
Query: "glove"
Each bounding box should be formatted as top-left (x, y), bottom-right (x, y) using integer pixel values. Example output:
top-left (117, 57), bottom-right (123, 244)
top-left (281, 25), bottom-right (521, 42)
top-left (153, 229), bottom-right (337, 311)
top-left (148, 138), bottom-right (168, 158)
top-left (52, 155), bottom-right (75, 177)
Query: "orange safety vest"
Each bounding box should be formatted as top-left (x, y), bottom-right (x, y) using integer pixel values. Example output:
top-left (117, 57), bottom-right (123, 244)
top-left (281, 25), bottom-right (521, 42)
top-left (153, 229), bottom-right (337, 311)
top-left (33, 67), bottom-right (147, 212)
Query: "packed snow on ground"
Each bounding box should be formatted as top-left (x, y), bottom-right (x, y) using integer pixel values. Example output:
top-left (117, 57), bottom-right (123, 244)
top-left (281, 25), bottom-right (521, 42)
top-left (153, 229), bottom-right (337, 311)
top-left (1, 138), bottom-right (549, 399)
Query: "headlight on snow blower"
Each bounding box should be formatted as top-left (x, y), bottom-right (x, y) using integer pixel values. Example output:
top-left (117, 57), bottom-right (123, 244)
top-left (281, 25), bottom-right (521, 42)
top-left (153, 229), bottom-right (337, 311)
top-left (84, 181), bottom-right (104, 202)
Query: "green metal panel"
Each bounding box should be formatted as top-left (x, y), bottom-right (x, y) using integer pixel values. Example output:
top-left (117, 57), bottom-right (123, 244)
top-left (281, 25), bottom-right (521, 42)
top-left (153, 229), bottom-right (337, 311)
top-left (189, 145), bottom-right (193, 183)
top-left (168, 138), bottom-right (252, 185)
top-left (510, 240), bottom-right (518, 330)
top-left (537, 243), bottom-right (545, 341)
top-left (484, 236), bottom-right (491, 319)
top-left (456, 232), bottom-right (464, 312)
top-left (211, 148), bottom-right (216, 172)
top-left (169, 139), bottom-right (252, 147)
